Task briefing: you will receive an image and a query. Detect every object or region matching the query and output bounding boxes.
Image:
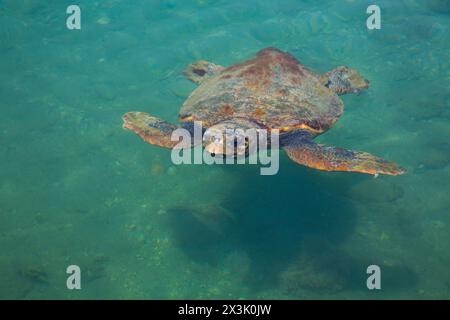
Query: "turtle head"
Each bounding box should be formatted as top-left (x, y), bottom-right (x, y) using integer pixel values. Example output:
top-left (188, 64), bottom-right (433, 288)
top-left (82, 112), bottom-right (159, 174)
top-left (183, 60), bottom-right (224, 84)
top-left (203, 119), bottom-right (260, 158)
top-left (322, 66), bottom-right (369, 95)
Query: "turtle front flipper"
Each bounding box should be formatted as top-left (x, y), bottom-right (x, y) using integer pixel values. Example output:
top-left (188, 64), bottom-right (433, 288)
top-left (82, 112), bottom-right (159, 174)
top-left (283, 139), bottom-right (406, 176)
top-left (122, 112), bottom-right (194, 149)
top-left (183, 60), bottom-right (224, 84)
top-left (320, 66), bottom-right (369, 95)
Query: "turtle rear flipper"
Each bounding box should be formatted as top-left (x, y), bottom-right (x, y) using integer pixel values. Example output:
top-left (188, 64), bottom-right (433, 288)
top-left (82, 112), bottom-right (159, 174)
top-left (183, 60), bottom-right (224, 84)
top-left (321, 66), bottom-right (369, 95)
top-left (122, 112), bottom-right (195, 149)
top-left (283, 139), bottom-right (405, 176)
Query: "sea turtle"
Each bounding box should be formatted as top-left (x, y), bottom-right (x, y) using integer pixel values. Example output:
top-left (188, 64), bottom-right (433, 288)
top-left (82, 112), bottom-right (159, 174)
top-left (122, 48), bottom-right (405, 175)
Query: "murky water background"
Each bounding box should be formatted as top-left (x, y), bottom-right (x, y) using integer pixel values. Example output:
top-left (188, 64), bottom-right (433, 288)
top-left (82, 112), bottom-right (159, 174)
top-left (0, 0), bottom-right (449, 299)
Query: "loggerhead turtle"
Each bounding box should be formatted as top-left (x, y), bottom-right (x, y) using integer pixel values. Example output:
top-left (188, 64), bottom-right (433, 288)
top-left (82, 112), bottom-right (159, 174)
top-left (122, 48), bottom-right (405, 176)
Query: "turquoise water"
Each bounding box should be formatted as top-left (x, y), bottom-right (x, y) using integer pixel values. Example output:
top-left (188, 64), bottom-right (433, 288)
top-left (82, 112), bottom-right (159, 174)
top-left (0, 0), bottom-right (449, 299)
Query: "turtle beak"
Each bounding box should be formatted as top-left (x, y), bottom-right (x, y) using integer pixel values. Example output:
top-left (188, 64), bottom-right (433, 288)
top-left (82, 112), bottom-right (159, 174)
top-left (204, 140), bottom-right (228, 156)
top-left (203, 120), bottom-right (259, 158)
top-left (345, 68), bottom-right (369, 94)
top-left (203, 129), bottom-right (234, 157)
top-left (203, 127), bottom-right (247, 157)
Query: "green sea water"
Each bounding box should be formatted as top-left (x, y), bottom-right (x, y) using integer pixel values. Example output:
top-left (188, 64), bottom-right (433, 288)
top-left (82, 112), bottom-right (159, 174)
top-left (0, 0), bottom-right (449, 299)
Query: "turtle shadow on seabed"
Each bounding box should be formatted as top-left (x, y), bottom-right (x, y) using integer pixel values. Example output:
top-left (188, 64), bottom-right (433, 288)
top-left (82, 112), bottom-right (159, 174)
top-left (228, 161), bottom-right (419, 296)
top-left (162, 157), bottom-right (418, 296)
top-left (219, 159), bottom-right (359, 293)
top-left (164, 203), bottom-right (240, 265)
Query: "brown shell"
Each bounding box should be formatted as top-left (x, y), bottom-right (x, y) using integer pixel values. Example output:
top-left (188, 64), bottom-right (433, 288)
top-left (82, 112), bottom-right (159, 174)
top-left (179, 48), bottom-right (343, 133)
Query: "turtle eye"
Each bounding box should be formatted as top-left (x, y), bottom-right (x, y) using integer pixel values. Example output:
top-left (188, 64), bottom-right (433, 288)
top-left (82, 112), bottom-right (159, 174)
top-left (193, 68), bottom-right (206, 76)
